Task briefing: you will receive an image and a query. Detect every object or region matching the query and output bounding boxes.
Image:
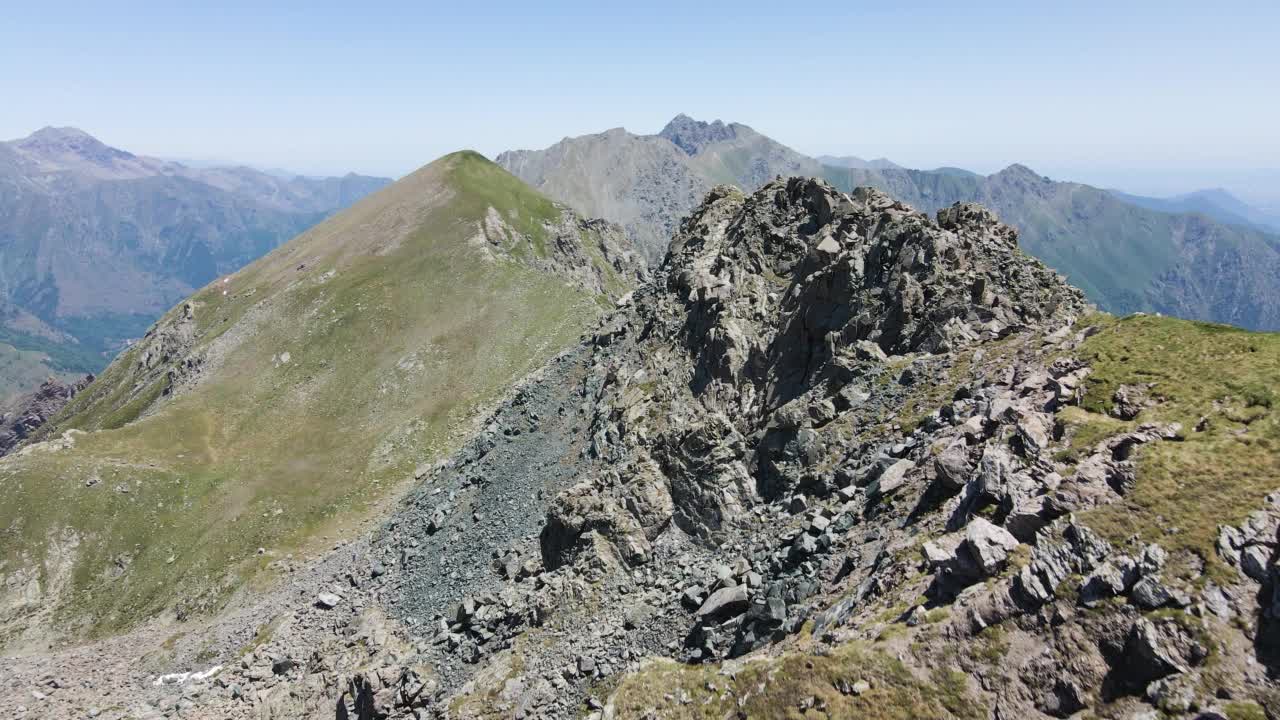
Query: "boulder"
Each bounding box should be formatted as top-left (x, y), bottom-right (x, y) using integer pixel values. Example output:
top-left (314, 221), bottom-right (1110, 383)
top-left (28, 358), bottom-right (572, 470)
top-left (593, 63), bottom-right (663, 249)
top-left (695, 585), bottom-right (750, 621)
top-left (933, 440), bottom-right (971, 492)
top-left (1120, 618), bottom-right (1206, 689)
top-left (870, 459), bottom-right (915, 497)
top-left (961, 518), bottom-right (1020, 575)
top-left (1131, 576), bottom-right (1175, 610)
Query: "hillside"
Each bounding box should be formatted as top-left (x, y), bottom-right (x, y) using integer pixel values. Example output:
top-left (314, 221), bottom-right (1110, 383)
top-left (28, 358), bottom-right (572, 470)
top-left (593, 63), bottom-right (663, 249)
top-left (498, 115), bottom-right (1280, 331)
top-left (0, 127), bottom-right (391, 397)
top-left (0, 151), bottom-right (642, 645)
top-left (4, 177), bottom-right (1276, 720)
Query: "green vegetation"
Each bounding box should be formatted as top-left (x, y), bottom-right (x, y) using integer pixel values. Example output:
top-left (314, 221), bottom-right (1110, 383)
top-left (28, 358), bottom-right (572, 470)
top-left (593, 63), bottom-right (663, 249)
top-left (1224, 700), bottom-right (1267, 720)
top-left (0, 327), bottom-right (98, 376)
top-left (1059, 313), bottom-right (1280, 580)
top-left (448, 150), bottom-right (562, 257)
top-left (0, 343), bottom-right (76, 406)
top-left (609, 644), bottom-right (984, 719)
top-left (0, 152), bottom-right (624, 639)
top-left (972, 625), bottom-right (1010, 664)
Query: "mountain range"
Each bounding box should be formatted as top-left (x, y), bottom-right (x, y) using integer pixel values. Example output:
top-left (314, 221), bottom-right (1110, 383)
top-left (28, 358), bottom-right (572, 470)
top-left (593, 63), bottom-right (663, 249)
top-left (0, 126), bottom-right (390, 400)
top-left (0, 149), bottom-right (1275, 718)
top-left (498, 115), bottom-right (1280, 332)
top-left (1109, 187), bottom-right (1280, 233)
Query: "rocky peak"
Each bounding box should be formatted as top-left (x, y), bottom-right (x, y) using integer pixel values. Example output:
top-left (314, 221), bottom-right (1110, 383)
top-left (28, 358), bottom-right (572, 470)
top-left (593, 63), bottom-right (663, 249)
top-left (658, 113), bottom-right (739, 156)
top-left (13, 126), bottom-right (135, 165)
top-left (661, 176), bottom-right (1085, 363)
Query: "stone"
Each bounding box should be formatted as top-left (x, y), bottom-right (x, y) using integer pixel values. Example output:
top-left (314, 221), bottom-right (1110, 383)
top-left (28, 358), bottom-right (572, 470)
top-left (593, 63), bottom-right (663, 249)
top-left (871, 459), bottom-right (915, 497)
top-left (1131, 576), bottom-right (1176, 610)
top-left (681, 585), bottom-right (706, 609)
top-left (933, 440), bottom-right (971, 491)
top-left (789, 533), bottom-right (819, 560)
top-left (1241, 545), bottom-right (1271, 582)
top-left (1015, 412), bottom-right (1053, 456)
top-left (1122, 618), bottom-right (1205, 688)
top-left (960, 518), bottom-right (1019, 575)
top-left (315, 592), bottom-right (342, 609)
top-left (1005, 495), bottom-right (1050, 542)
top-left (695, 585), bottom-right (750, 621)
top-left (1081, 561), bottom-right (1131, 605)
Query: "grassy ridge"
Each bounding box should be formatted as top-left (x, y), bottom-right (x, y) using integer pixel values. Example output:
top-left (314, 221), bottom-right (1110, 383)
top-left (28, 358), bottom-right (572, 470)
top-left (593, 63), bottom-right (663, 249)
top-left (608, 642), bottom-right (983, 719)
top-left (0, 152), bottom-right (617, 639)
top-left (1059, 314), bottom-right (1280, 580)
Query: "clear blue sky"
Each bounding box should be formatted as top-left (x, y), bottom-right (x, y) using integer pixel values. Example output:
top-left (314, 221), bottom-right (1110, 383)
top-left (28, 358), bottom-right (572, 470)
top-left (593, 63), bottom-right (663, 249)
top-left (3, 0), bottom-right (1277, 194)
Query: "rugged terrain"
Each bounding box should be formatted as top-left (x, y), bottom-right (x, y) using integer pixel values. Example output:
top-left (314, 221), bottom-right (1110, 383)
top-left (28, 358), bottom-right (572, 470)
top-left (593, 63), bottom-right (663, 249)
top-left (3, 175), bottom-right (1277, 719)
top-left (0, 127), bottom-right (391, 395)
top-left (498, 115), bottom-right (1280, 331)
top-left (0, 151), bottom-right (643, 650)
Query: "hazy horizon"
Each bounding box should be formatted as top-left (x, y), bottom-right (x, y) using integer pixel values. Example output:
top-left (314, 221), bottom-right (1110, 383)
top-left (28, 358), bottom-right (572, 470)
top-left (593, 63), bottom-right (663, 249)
top-left (4, 1), bottom-right (1277, 200)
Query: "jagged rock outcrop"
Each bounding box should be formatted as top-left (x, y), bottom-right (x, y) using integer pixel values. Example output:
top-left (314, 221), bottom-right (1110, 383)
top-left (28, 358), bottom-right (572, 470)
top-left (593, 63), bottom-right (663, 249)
top-left (0, 373), bottom-right (92, 455)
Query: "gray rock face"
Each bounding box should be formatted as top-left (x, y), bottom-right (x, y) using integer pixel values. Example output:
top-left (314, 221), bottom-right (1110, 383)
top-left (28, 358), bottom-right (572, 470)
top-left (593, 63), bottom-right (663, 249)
top-left (926, 518), bottom-right (1020, 596)
top-left (0, 374), bottom-right (93, 456)
top-left (1121, 618), bottom-right (1206, 689)
top-left (658, 114), bottom-right (739, 156)
top-left (473, 205), bottom-right (646, 300)
top-left (695, 586), bottom-right (749, 621)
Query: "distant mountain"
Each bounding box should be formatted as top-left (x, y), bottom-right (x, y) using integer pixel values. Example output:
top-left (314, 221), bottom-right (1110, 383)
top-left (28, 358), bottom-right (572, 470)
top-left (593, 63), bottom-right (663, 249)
top-left (930, 166), bottom-right (984, 179)
top-left (0, 127), bottom-right (391, 394)
top-left (815, 154), bottom-right (902, 170)
top-left (1109, 187), bottom-right (1280, 232)
top-left (821, 163), bottom-right (1280, 329)
top-left (499, 115), bottom-right (1280, 331)
top-left (496, 115), bottom-right (823, 264)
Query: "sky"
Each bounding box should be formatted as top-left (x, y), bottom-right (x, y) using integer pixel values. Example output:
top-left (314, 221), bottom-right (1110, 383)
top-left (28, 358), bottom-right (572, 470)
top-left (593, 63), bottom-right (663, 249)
top-left (3, 1), bottom-right (1278, 200)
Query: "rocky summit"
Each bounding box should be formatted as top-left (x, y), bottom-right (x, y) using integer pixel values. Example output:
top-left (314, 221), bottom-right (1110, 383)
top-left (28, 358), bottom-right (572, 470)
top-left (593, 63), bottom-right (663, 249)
top-left (3, 175), bottom-right (1279, 720)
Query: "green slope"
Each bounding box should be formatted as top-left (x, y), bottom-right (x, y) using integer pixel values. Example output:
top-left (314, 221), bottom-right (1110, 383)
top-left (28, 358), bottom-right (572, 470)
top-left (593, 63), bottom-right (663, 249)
top-left (0, 151), bottom-right (632, 643)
